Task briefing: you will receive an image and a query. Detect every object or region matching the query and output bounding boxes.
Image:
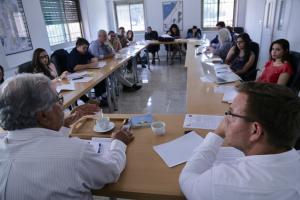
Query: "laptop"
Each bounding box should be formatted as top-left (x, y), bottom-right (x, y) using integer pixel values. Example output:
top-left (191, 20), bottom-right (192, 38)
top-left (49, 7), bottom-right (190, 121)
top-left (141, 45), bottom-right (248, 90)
top-left (201, 62), bottom-right (241, 84)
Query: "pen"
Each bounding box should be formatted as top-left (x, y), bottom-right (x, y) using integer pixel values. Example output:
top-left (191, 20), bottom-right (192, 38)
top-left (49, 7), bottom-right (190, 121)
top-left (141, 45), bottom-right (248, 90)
top-left (97, 143), bottom-right (101, 153)
top-left (72, 77), bottom-right (84, 80)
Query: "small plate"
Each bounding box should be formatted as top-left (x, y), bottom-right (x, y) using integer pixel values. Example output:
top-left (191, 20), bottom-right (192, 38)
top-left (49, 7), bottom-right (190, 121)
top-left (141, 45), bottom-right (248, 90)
top-left (93, 122), bottom-right (115, 133)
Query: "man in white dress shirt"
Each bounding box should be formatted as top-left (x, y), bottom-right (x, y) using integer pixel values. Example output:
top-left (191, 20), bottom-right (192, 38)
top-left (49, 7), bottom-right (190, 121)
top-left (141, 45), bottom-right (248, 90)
top-left (0, 74), bottom-right (134, 200)
top-left (179, 82), bottom-right (300, 200)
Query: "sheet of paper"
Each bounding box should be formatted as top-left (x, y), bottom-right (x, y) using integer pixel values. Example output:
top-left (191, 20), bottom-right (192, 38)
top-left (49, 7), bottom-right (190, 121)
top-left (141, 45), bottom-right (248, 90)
top-left (183, 114), bottom-right (224, 130)
top-left (222, 89), bottom-right (238, 103)
top-left (97, 61), bottom-right (106, 68)
top-left (71, 76), bottom-right (93, 83)
top-left (214, 85), bottom-right (236, 94)
top-left (200, 76), bottom-right (214, 83)
top-left (67, 71), bottom-right (89, 79)
top-left (153, 131), bottom-right (203, 167)
top-left (56, 83), bottom-right (75, 93)
top-left (89, 137), bottom-right (112, 155)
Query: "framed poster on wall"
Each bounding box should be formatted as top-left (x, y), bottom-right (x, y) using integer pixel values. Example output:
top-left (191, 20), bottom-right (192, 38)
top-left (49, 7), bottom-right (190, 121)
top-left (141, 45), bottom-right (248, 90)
top-left (162, 1), bottom-right (183, 31)
top-left (0, 0), bottom-right (33, 55)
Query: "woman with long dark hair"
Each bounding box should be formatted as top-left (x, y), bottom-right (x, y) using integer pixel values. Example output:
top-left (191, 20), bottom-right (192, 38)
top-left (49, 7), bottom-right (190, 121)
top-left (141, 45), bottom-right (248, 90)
top-left (257, 39), bottom-right (293, 85)
top-left (225, 33), bottom-right (255, 76)
top-left (167, 24), bottom-right (181, 64)
top-left (32, 48), bottom-right (67, 80)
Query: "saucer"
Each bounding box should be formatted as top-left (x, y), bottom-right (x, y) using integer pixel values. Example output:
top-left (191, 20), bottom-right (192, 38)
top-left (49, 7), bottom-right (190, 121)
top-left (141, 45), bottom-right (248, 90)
top-left (93, 122), bottom-right (115, 133)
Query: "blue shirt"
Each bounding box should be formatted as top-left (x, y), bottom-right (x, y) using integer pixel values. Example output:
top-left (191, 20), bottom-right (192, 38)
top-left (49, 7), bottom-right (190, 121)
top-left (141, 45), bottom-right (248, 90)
top-left (88, 40), bottom-right (114, 58)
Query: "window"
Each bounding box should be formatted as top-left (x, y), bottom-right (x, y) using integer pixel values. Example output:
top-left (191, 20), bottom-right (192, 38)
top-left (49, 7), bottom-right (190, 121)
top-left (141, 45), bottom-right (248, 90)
top-left (114, 1), bottom-right (145, 32)
top-left (202, 0), bottom-right (235, 29)
top-left (40, 0), bottom-right (82, 47)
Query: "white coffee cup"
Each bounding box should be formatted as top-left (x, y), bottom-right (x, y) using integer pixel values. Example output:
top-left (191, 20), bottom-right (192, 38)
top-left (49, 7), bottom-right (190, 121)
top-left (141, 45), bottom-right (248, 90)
top-left (151, 121), bottom-right (166, 136)
top-left (96, 117), bottom-right (110, 130)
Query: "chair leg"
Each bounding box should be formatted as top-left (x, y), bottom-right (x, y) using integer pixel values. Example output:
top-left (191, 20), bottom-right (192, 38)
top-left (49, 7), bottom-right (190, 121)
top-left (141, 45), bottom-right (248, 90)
top-left (157, 52), bottom-right (160, 64)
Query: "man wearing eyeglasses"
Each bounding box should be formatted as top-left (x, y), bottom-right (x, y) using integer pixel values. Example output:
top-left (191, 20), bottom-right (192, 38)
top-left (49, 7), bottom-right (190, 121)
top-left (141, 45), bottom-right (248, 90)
top-left (179, 82), bottom-right (300, 200)
top-left (0, 74), bottom-right (134, 199)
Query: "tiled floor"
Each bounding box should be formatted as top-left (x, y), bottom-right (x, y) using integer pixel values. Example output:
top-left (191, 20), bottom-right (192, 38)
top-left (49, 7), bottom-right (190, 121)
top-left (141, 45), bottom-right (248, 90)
top-left (114, 59), bottom-right (187, 114)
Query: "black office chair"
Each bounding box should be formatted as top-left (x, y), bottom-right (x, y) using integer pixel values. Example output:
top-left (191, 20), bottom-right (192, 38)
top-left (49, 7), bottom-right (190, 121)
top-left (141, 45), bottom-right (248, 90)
top-left (287, 51), bottom-right (300, 94)
top-left (50, 49), bottom-right (70, 75)
top-left (242, 41), bottom-right (260, 81)
top-left (17, 61), bottom-right (33, 74)
top-left (233, 27), bottom-right (244, 34)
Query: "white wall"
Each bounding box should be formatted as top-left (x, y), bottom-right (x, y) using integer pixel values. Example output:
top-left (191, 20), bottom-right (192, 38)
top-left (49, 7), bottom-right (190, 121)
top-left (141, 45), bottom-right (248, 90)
top-left (244, 0), bottom-right (265, 43)
top-left (0, 0), bottom-right (51, 71)
top-left (286, 0), bottom-right (300, 52)
top-left (80, 0), bottom-right (109, 42)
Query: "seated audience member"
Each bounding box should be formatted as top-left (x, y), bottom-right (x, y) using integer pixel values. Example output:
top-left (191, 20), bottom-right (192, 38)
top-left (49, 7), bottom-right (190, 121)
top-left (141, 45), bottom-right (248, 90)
top-left (89, 30), bottom-right (141, 92)
top-left (0, 73), bottom-right (134, 199)
top-left (225, 33), bottom-right (255, 78)
top-left (118, 27), bottom-right (129, 48)
top-left (108, 30), bottom-right (122, 51)
top-left (207, 28), bottom-right (232, 61)
top-left (69, 38), bottom-right (107, 103)
top-left (226, 26), bottom-right (237, 42)
top-left (180, 82), bottom-right (300, 200)
top-left (257, 39), bottom-right (293, 85)
top-left (210, 21), bottom-right (226, 47)
top-left (145, 26), bottom-right (160, 65)
top-left (126, 30), bottom-right (135, 45)
top-left (32, 48), bottom-right (68, 80)
top-left (0, 65), bottom-right (4, 84)
top-left (186, 26), bottom-right (201, 39)
top-left (167, 23), bottom-right (181, 64)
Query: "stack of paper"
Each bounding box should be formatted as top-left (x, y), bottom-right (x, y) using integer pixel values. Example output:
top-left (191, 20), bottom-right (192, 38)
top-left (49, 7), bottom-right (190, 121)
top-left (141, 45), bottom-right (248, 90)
top-left (153, 131), bottom-right (204, 167)
top-left (183, 114), bottom-right (223, 130)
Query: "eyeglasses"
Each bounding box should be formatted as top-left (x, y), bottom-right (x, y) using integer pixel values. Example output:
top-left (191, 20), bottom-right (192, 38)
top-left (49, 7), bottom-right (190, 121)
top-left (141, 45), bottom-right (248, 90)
top-left (236, 40), bottom-right (245, 44)
top-left (56, 93), bottom-right (64, 105)
top-left (225, 110), bottom-right (254, 122)
top-left (39, 55), bottom-right (48, 59)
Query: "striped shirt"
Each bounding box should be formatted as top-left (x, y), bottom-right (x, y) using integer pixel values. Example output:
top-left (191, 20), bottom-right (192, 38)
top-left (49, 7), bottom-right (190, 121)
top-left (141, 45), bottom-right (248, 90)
top-left (0, 128), bottom-right (127, 200)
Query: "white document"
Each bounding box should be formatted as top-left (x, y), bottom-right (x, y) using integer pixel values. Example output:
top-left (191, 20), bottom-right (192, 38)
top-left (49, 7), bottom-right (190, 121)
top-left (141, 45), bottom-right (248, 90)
top-left (160, 34), bottom-right (173, 38)
top-left (153, 131), bottom-right (204, 167)
top-left (67, 71), bottom-right (90, 80)
top-left (97, 61), bottom-right (107, 68)
top-left (214, 85), bottom-right (235, 94)
top-left (56, 83), bottom-right (75, 93)
top-left (71, 76), bottom-right (93, 83)
top-left (183, 114), bottom-right (224, 130)
top-left (89, 137), bottom-right (112, 155)
top-left (222, 89), bottom-right (238, 103)
top-left (200, 76), bottom-right (214, 83)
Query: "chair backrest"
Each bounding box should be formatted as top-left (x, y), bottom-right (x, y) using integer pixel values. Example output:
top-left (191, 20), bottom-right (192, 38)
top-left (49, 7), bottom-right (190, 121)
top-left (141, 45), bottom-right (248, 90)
top-left (233, 27), bottom-right (244, 34)
top-left (287, 51), bottom-right (300, 93)
top-left (17, 61), bottom-right (33, 74)
top-left (242, 41), bottom-right (260, 81)
top-left (50, 49), bottom-right (70, 75)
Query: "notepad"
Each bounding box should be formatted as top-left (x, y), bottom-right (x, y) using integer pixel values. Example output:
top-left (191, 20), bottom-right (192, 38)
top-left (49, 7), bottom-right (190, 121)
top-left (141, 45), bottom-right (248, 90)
top-left (183, 114), bottom-right (224, 130)
top-left (153, 131), bottom-right (204, 167)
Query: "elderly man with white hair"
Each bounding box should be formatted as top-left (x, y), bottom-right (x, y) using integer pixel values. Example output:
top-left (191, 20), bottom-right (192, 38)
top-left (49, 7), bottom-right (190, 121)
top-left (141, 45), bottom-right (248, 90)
top-left (0, 73), bottom-right (134, 200)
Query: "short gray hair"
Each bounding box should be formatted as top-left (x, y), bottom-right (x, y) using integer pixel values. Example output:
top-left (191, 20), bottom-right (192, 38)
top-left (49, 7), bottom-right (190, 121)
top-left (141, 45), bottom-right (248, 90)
top-left (98, 29), bottom-right (107, 36)
top-left (0, 73), bottom-right (57, 130)
top-left (218, 28), bottom-right (232, 44)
